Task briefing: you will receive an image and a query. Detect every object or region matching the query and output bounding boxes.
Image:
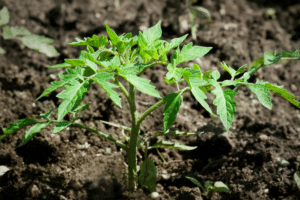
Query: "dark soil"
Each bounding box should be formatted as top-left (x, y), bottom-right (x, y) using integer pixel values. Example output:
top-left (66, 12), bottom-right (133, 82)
top-left (1, 0), bottom-right (300, 199)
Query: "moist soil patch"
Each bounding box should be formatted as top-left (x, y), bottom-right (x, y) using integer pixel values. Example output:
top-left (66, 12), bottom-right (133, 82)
top-left (0, 0), bottom-right (300, 199)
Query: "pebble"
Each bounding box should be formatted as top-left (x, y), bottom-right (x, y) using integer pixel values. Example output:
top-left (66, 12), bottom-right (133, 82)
top-left (150, 192), bottom-right (159, 199)
top-left (259, 134), bottom-right (268, 141)
top-left (0, 166), bottom-right (10, 176)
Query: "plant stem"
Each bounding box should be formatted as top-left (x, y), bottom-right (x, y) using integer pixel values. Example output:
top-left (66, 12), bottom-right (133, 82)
top-left (71, 123), bottom-right (128, 151)
top-left (127, 84), bottom-right (140, 191)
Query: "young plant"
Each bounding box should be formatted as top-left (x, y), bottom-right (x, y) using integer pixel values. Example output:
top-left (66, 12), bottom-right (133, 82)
top-left (186, 0), bottom-right (213, 40)
top-left (186, 176), bottom-right (231, 199)
top-left (1, 21), bottom-right (300, 194)
top-left (0, 6), bottom-right (59, 57)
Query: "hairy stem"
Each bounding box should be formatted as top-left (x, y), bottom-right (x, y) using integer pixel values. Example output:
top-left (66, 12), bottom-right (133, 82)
top-left (127, 84), bottom-right (140, 191)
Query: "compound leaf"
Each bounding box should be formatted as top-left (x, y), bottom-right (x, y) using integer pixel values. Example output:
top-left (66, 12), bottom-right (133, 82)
top-left (163, 93), bottom-right (183, 131)
top-left (138, 158), bottom-right (157, 192)
top-left (94, 72), bottom-right (121, 107)
top-left (123, 75), bottom-right (161, 98)
top-left (56, 80), bottom-right (91, 120)
top-left (18, 122), bottom-right (51, 147)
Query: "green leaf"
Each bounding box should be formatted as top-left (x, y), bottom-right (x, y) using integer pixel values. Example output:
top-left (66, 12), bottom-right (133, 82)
top-left (205, 182), bottom-right (214, 190)
top-left (246, 79), bottom-right (272, 110)
top-left (2, 26), bottom-right (31, 39)
top-left (153, 130), bottom-right (203, 137)
top-left (0, 7), bottom-right (9, 26)
top-left (265, 82), bottom-right (300, 109)
top-left (64, 59), bottom-right (86, 66)
top-left (105, 23), bottom-right (122, 47)
top-left (2, 119), bottom-right (36, 135)
top-left (220, 62), bottom-right (236, 78)
top-left (208, 79), bottom-right (237, 131)
top-left (18, 122), bottom-right (50, 147)
top-left (72, 103), bottom-right (90, 115)
top-left (48, 62), bottom-right (73, 69)
top-left (53, 121), bottom-right (72, 134)
top-left (214, 182), bottom-right (231, 193)
top-left (20, 35), bottom-right (60, 57)
top-left (184, 71), bottom-right (215, 117)
top-left (235, 64), bottom-right (247, 76)
top-left (192, 86), bottom-right (215, 117)
top-left (164, 34), bottom-right (188, 53)
top-left (163, 93), bottom-right (183, 131)
top-left (94, 72), bottom-right (121, 107)
top-left (123, 75), bottom-right (161, 98)
top-left (178, 42), bottom-right (212, 64)
top-left (138, 158), bottom-right (157, 192)
top-left (264, 51), bottom-right (276, 65)
top-left (148, 140), bottom-right (197, 150)
top-left (68, 35), bottom-right (108, 48)
top-left (37, 80), bottom-right (68, 100)
top-left (142, 21), bottom-right (162, 43)
top-left (185, 176), bottom-right (206, 191)
top-left (56, 80), bottom-right (91, 120)
top-left (189, 6), bottom-right (211, 20)
top-left (294, 173), bottom-right (300, 187)
top-left (39, 108), bottom-right (54, 119)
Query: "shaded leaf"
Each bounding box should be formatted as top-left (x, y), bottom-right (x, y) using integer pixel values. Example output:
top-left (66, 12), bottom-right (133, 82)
top-left (138, 158), bottom-right (157, 192)
top-left (163, 93), bottom-right (182, 131)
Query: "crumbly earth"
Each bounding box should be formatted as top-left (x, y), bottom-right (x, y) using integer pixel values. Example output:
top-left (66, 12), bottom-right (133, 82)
top-left (0, 0), bottom-right (300, 199)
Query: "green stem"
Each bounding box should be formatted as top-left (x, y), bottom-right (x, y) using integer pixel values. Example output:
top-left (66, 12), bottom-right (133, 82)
top-left (138, 87), bottom-right (190, 125)
top-left (127, 84), bottom-right (140, 191)
top-left (70, 123), bottom-right (129, 151)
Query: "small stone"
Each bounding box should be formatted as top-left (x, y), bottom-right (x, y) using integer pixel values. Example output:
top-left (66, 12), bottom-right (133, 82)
top-left (291, 84), bottom-right (297, 92)
top-left (259, 134), bottom-right (268, 141)
top-left (50, 74), bottom-right (57, 80)
top-left (150, 192), bottom-right (159, 199)
top-left (0, 166), bottom-right (10, 176)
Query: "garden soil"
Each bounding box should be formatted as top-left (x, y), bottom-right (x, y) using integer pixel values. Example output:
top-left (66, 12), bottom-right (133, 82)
top-left (1, 0), bottom-right (300, 199)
